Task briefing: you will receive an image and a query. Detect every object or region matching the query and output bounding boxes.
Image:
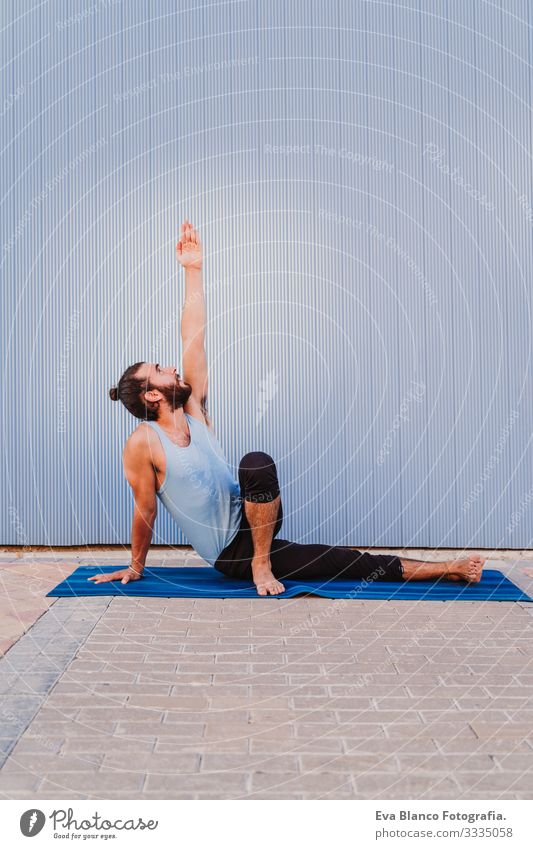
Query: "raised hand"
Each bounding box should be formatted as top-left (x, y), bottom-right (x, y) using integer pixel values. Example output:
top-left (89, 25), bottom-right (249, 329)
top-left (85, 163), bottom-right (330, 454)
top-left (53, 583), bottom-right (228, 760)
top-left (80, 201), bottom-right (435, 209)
top-left (176, 219), bottom-right (202, 269)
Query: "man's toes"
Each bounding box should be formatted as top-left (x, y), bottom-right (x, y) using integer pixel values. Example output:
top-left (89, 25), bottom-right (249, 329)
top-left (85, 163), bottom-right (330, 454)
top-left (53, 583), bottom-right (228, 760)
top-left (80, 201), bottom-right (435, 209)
top-left (265, 581), bottom-right (284, 595)
top-left (254, 575), bottom-right (285, 596)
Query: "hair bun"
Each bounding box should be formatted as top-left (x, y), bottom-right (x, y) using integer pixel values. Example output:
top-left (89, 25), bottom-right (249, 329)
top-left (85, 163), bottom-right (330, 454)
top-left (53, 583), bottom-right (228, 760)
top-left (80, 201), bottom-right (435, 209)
top-left (109, 386), bottom-right (119, 401)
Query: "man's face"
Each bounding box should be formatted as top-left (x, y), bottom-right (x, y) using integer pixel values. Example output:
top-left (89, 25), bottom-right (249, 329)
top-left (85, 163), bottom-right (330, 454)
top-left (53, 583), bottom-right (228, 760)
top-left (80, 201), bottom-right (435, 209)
top-left (137, 362), bottom-right (192, 413)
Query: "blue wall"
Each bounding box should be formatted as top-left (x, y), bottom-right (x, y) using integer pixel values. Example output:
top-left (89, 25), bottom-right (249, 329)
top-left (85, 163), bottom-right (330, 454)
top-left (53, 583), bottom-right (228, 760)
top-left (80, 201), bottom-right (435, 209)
top-left (2, 1), bottom-right (532, 549)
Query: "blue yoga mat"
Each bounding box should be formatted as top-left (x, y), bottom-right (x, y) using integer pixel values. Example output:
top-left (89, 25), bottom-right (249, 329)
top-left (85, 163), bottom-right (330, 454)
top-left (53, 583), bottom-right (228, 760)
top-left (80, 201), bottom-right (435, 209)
top-left (46, 566), bottom-right (532, 601)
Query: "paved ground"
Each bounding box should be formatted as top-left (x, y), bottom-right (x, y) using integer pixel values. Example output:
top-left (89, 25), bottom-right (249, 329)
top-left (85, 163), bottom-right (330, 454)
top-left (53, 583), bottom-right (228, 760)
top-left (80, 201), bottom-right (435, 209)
top-left (0, 547), bottom-right (532, 800)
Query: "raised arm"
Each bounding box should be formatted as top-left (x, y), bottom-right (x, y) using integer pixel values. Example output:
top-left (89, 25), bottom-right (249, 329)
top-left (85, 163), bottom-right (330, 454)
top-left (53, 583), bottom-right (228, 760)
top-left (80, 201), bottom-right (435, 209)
top-left (176, 220), bottom-right (209, 421)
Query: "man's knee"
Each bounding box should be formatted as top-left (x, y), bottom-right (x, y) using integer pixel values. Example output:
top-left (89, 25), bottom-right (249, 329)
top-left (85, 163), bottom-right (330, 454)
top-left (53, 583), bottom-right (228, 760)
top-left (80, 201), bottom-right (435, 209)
top-left (239, 451), bottom-right (275, 471)
top-left (239, 451), bottom-right (280, 502)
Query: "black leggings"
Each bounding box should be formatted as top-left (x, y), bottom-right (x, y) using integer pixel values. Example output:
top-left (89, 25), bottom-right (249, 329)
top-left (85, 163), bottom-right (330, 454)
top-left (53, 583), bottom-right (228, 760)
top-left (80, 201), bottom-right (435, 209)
top-left (214, 452), bottom-right (404, 582)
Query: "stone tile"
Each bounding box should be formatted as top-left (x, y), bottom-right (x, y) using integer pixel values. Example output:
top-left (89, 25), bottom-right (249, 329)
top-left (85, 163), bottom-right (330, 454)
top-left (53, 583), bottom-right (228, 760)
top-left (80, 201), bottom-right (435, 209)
top-left (0, 672), bottom-right (60, 695)
top-left (204, 722), bottom-right (293, 740)
top-left (127, 694), bottom-right (209, 708)
top-left (144, 773), bottom-right (248, 795)
top-left (1, 751), bottom-right (104, 773)
top-left (249, 771), bottom-right (354, 794)
top-left (101, 752), bottom-right (200, 773)
top-left (61, 736), bottom-right (156, 753)
top-left (38, 773), bottom-right (145, 797)
top-left (116, 721), bottom-right (204, 738)
top-left (339, 709), bottom-right (425, 724)
top-left (28, 720), bottom-right (118, 736)
top-left (455, 772), bottom-right (533, 793)
top-left (300, 753), bottom-right (399, 773)
top-left (353, 773), bottom-right (459, 798)
top-left (31, 706), bottom-right (81, 721)
top-left (200, 753), bottom-right (299, 772)
top-left (329, 684), bottom-right (409, 697)
top-left (243, 791), bottom-right (308, 800)
top-left (77, 706), bottom-right (165, 722)
top-left (0, 772), bottom-right (43, 793)
top-left (418, 709), bottom-right (510, 723)
top-left (371, 697), bottom-right (436, 710)
top-left (385, 722), bottom-right (477, 739)
top-left (344, 737), bottom-right (438, 755)
top-left (166, 710), bottom-right (249, 723)
top-left (249, 685), bottom-right (328, 698)
top-left (250, 737), bottom-right (344, 754)
top-left (491, 753), bottom-right (533, 771)
top-left (7, 736), bottom-right (64, 755)
top-left (295, 722), bottom-right (385, 739)
top-left (157, 737), bottom-right (250, 754)
top-left (248, 709), bottom-right (336, 724)
top-left (471, 722), bottom-right (533, 740)
top-left (396, 753), bottom-right (495, 773)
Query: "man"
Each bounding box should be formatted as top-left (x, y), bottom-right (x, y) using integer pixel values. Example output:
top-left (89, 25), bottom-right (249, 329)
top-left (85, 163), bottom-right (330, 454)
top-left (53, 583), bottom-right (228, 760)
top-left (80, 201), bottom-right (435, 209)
top-left (91, 220), bottom-right (485, 596)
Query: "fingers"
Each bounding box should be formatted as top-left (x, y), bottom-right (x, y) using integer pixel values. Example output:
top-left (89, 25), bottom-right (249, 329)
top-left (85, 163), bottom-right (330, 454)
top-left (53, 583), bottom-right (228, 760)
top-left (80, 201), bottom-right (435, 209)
top-left (87, 571), bottom-right (124, 584)
top-left (86, 573), bottom-right (135, 585)
top-left (180, 219), bottom-right (198, 244)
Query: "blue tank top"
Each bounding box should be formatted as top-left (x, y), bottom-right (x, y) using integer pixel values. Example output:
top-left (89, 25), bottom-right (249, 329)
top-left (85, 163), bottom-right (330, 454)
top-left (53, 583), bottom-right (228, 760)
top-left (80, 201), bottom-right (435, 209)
top-left (145, 415), bottom-right (242, 565)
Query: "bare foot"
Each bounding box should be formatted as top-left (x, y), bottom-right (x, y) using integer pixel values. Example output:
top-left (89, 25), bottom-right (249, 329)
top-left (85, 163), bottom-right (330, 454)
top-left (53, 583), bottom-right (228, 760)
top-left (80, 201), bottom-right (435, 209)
top-left (251, 561), bottom-right (285, 596)
top-left (446, 555), bottom-right (484, 583)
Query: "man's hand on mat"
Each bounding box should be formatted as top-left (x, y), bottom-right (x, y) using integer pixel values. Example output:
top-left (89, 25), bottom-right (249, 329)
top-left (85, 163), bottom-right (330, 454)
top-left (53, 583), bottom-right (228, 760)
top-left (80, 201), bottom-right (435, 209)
top-left (87, 567), bottom-right (144, 585)
top-left (251, 558), bottom-right (285, 596)
top-left (176, 220), bottom-right (202, 270)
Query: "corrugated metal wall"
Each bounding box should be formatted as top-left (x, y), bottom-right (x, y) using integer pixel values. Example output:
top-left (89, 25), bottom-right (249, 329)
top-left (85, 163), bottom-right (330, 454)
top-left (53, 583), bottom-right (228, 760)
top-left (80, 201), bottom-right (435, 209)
top-left (2, 1), bottom-right (532, 549)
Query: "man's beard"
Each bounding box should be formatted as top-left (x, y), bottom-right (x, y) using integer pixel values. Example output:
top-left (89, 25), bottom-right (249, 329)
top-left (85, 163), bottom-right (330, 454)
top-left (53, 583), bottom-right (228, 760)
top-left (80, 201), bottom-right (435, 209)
top-left (158, 377), bottom-right (192, 410)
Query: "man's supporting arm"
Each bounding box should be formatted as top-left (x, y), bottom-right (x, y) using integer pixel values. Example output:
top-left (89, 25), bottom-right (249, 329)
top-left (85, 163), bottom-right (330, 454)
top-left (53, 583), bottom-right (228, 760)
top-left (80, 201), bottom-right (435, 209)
top-left (129, 499), bottom-right (157, 575)
top-left (125, 439), bottom-right (157, 576)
